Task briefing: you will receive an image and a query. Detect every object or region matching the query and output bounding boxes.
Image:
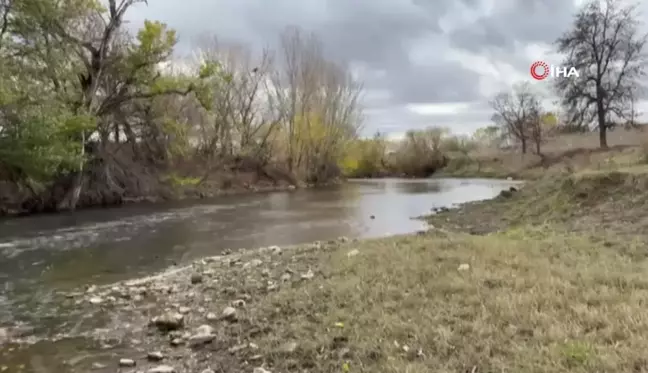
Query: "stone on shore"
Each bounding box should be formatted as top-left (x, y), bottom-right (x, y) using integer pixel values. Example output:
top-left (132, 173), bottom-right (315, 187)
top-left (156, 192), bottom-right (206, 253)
top-left (222, 306), bottom-right (237, 321)
top-left (148, 365), bottom-right (175, 373)
top-left (151, 312), bottom-right (184, 331)
top-left (119, 358), bottom-right (136, 367)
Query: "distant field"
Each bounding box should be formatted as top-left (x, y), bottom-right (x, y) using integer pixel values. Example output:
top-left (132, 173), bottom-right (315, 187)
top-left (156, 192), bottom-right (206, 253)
top-left (442, 128), bottom-right (648, 179)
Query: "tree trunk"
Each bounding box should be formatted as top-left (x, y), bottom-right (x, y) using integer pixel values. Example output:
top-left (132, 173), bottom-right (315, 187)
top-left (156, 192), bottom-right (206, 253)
top-left (597, 98), bottom-right (608, 148)
top-left (57, 131), bottom-right (86, 211)
top-left (599, 121), bottom-right (608, 148)
top-left (521, 138), bottom-right (527, 154)
top-left (535, 140), bottom-right (541, 155)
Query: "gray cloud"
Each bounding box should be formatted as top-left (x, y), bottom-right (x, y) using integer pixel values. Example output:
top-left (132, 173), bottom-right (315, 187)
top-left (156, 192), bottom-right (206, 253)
top-left (449, 0), bottom-right (577, 53)
top-left (126, 0), bottom-right (647, 135)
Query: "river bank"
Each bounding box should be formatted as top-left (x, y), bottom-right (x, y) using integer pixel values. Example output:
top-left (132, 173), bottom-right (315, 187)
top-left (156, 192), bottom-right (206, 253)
top-left (4, 168), bottom-right (648, 372)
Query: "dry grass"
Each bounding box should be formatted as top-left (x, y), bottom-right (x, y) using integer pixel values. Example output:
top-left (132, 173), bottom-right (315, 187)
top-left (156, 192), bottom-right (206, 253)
top-left (250, 229), bottom-right (648, 373)
top-left (247, 167), bottom-right (648, 373)
top-left (440, 129), bottom-right (648, 179)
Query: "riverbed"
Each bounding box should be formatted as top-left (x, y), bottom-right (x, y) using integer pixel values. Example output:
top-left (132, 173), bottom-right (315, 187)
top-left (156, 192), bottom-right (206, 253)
top-left (0, 178), bottom-right (520, 371)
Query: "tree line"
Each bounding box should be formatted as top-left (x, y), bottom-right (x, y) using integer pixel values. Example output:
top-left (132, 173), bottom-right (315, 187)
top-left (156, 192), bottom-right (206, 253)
top-left (0, 0), bottom-right (362, 214)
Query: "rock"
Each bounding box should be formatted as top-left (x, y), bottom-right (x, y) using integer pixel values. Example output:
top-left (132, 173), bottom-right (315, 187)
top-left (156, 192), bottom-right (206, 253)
top-left (509, 186), bottom-right (518, 192)
top-left (280, 273), bottom-right (291, 282)
top-left (188, 332), bottom-right (216, 346)
top-left (346, 249), bottom-right (360, 257)
top-left (91, 362), bottom-right (107, 369)
top-left (147, 351), bottom-right (164, 361)
top-left (119, 358), bottom-right (136, 367)
top-left (458, 263), bottom-right (470, 271)
top-left (506, 176), bottom-right (513, 180)
top-left (190, 273), bottom-right (203, 284)
top-left (370, 215), bottom-right (375, 219)
top-left (201, 370), bottom-right (216, 373)
top-left (261, 268), bottom-right (270, 277)
top-left (151, 312), bottom-right (184, 331)
top-left (249, 354), bottom-right (263, 361)
top-left (205, 312), bottom-right (218, 321)
top-left (228, 343), bottom-right (247, 354)
top-left (222, 306), bottom-right (237, 321)
top-left (88, 296), bottom-right (103, 305)
top-left (232, 299), bottom-right (246, 308)
top-left (178, 306), bottom-right (191, 314)
top-left (244, 259), bottom-right (263, 269)
top-left (269, 245), bottom-right (282, 254)
top-left (281, 341), bottom-right (298, 353)
top-left (86, 285), bottom-right (97, 293)
top-left (300, 269), bottom-right (314, 280)
top-left (249, 342), bottom-right (259, 350)
top-left (148, 365), bottom-right (175, 373)
top-left (253, 368), bottom-right (271, 373)
top-left (170, 338), bottom-right (184, 346)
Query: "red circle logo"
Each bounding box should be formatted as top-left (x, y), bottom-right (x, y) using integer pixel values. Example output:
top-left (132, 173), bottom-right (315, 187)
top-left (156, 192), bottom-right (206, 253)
top-left (530, 61), bottom-right (549, 80)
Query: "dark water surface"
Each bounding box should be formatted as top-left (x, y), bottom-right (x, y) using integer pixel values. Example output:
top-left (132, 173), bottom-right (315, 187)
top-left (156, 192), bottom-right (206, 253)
top-left (0, 178), bottom-right (519, 353)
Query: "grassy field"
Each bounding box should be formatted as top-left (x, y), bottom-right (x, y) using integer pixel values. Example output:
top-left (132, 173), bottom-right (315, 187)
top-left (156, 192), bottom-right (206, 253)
top-left (439, 128), bottom-right (648, 179)
top-left (245, 166), bottom-right (648, 373)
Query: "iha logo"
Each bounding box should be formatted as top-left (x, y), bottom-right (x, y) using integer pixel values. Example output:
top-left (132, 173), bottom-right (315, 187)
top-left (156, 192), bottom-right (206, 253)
top-left (530, 60), bottom-right (580, 80)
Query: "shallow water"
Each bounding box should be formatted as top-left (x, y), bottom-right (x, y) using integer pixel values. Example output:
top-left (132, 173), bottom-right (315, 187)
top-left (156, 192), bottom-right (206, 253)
top-left (0, 178), bottom-right (520, 370)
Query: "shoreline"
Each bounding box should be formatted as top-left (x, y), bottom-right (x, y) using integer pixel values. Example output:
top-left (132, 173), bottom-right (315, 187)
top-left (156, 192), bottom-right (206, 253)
top-left (4, 168), bottom-right (648, 372)
top-left (0, 180), bottom-right (344, 219)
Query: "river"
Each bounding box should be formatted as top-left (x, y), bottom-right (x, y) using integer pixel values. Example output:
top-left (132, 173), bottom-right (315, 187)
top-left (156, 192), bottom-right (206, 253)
top-left (0, 177), bottom-right (519, 370)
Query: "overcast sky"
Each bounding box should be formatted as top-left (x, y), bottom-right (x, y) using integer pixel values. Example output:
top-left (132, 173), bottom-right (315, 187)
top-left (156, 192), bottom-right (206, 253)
top-left (126, 0), bottom-right (648, 138)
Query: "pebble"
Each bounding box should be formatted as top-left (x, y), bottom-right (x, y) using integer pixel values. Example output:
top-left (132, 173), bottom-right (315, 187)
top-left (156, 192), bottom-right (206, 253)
top-left (119, 358), bottom-right (136, 367)
top-left (88, 296), bottom-right (103, 305)
top-left (170, 338), bottom-right (184, 346)
top-left (222, 306), bottom-right (237, 321)
top-left (253, 368), bottom-right (271, 373)
top-left (147, 351), bottom-right (164, 361)
top-left (148, 365), bottom-right (175, 373)
top-left (458, 263), bottom-right (470, 271)
top-left (280, 273), bottom-right (291, 282)
top-left (205, 312), bottom-right (218, 321)
top-left (188, 324), bottom-right (216, 346)
top-left (244, 259), bottom-right (263, 268)
top-left (178, 306), bottom-right (191, 314)
top-left (151, 312), bottom-right (184, 331)
top-left (91, 362), bottom-right (107, 369)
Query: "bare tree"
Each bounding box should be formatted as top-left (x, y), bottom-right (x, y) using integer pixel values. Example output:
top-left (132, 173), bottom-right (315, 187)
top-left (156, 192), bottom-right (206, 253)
top-left (270, 26), bottom-right (362, 181)
top-left (555, 0), bottom-right (647, 148)
top-left (490, 82), bottom-right (542, 154)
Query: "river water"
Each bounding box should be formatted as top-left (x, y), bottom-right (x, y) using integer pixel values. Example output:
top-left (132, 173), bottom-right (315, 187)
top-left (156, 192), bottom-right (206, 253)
top-left (0, 178), bottom-right (519, 369)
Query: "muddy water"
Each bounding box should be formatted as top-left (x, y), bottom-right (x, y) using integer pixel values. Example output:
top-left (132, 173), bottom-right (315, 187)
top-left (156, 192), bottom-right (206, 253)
top-left (0, 178), bottom-right (519, 370)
